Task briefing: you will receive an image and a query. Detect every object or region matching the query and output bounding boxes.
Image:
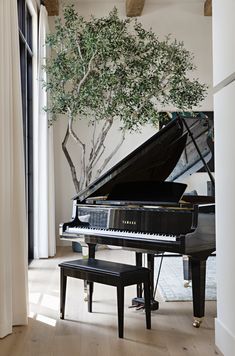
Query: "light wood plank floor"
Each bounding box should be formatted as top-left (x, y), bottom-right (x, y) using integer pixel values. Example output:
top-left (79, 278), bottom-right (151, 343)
top-left (0, 247), bottom-right (222, 356)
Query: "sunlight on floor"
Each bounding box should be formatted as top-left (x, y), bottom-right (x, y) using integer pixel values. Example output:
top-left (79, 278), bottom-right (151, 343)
top-left (28, 289), bottom-right (59, 326)
top-left (28, 310), bottom-right (57, 326)
top-left (29, 290), bottom-right (59, 310)
top-left (36, 314), bottom-right (57, 327)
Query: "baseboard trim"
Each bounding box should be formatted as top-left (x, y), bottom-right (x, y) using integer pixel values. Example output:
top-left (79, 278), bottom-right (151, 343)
top-left (215, 318), bottom-right (235, 356)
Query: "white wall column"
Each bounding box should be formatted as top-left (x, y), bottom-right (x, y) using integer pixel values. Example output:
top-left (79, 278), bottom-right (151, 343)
top-left (214, 82), bottom-right (235, 355)
top-left (213, 1), bottom-right (235, 355)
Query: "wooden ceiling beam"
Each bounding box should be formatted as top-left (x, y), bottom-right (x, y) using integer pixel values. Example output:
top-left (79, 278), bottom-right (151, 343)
top-left (204, 0), bottom-right (212, 16)
top-left (126, 0), bottom-right (145, 17)
top-left (44, 0), bottom-right (59, 16)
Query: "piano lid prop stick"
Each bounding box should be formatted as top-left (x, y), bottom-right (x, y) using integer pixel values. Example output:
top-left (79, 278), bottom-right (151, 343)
top-left (180, 116), bottom-right (215, 187)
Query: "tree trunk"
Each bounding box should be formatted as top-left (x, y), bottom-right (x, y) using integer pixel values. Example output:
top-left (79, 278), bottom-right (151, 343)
top-left (62, 126), bottom-right (80, 194)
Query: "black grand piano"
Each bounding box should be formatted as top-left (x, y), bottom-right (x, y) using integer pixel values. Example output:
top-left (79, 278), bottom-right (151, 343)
top-left (60, 114), bottom-right (215, 328)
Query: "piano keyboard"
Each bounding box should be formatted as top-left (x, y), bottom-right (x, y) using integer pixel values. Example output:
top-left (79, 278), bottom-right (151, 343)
top-left (63, 227), bottom-right (178, 242)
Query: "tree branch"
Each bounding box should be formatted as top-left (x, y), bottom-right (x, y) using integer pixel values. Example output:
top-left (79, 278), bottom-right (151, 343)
top-left (76, 39), bottom-right (86, 75)
top-left (76, 50), bottom-right (97, 95)
top-left (89, 121), bottom-right (97, 161)
top-left (67, 109), bottom-right (86, 189)
top-left (62, 126), bottom-right (80, 194)
top-left (85, 118), bottom-right (114, 185)
top-left (87, 144), bottom-right (105, 183)
top-left (96, 134), bottom-right (125, 177)
top-left (92, 144), bottom-right (105, 172)
top-left (92, 118), bottom-right (113, 163)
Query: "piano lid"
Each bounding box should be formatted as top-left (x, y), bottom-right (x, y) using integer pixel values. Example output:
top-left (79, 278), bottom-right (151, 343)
top-left (167, 113), bottom-right (214, 182)
top-left (75, 117), bottom-right (187, 202)
top-left (74, 114), bottom-right (214, 203)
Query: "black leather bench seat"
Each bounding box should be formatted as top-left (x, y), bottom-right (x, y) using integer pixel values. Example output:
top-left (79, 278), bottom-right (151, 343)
top-left (60, 258), bottom-right (149, 277)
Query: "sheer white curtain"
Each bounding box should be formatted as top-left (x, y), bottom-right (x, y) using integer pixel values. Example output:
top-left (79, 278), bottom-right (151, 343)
top-left (0, 0), bottom-right (28, 338)
top-left (34, 5), bottom-right (56, 259)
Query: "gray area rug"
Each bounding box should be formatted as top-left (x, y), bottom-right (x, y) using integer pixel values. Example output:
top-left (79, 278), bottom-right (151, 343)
top-left (156, 256), bottom-right (216, 301)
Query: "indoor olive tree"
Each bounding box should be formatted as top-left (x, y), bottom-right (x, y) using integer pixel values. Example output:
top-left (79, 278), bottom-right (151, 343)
top-left (44, 6), bottom-right (207, 193)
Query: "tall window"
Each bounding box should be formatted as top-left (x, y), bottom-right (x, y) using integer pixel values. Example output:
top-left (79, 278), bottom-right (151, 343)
top-left (17, 0), bottom-right (34, 262)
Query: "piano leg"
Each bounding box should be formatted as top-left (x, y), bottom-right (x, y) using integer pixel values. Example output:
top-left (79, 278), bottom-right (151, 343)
top-left (148, 254), bottom-right (159, 310)
top-left (190, 251), bottom-right (213, 328)
top-left (88, 243), bottom-right (96, 258)
top-left (82, 243), bottom-right (96, 301)
top-left (147, 254), bottom-right (155, 300)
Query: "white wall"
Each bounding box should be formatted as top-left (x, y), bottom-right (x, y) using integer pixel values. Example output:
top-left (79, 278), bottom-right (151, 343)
top-left (214, 82), bottom-right (235, 356)
top-left (50, 0), bottom-right (213, 243)
top-left (213, 0), bottom-right (235, 87)
top-left (213, 1), bottom-right (235, 354)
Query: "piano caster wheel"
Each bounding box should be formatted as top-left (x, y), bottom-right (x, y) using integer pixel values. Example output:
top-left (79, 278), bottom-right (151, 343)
top-left (184, 280), bottom-right (191, 288)
top-left (192, 318), bottom-right (203, 328)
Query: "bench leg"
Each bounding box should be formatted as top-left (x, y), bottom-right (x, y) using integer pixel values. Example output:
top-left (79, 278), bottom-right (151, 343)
top-left (88, 281), bottom-right (94, 313)
top-left (136, 252), bottom-right (143, 298)
top-left (60, 268), bottom-right (67, 319)
top-left (144, 279), bottom-right (151, 330)
top-left (117, 286), bottom-right (124, 338)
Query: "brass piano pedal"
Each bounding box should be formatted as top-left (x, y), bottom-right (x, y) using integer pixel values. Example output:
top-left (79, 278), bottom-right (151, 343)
top-left (192, 317), bottom-right (203, 328)
top-left (128, 303), bottom-right (145, 310)
top-left (131, 297), bottom-right (145, 309)
top-left (128, 304), bottom-right (139, 309)
top-left (129, 301), bottom-right (144, 310)
top-left (131, 297), bottom-right (159, 311)
top-left (136, 305), bottom-right (145, 311)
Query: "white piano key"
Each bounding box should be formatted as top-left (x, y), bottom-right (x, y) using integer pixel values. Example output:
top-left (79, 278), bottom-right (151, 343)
top-left (63, 226), bottom-right (178, 242)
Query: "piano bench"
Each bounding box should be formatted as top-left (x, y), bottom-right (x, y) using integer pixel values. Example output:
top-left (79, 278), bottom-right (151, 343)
top-left (58, 258), bottom-right (151, 338)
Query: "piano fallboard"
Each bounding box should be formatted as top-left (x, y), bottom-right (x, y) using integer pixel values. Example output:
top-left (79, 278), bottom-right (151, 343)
top-left (60, 204), bottom-right (215, 255)
top-left (62, 204), bottom-right (196, 235)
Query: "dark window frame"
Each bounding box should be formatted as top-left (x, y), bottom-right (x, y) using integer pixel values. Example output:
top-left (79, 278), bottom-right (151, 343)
top-left (18, 0), bottom-right (34, 262)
